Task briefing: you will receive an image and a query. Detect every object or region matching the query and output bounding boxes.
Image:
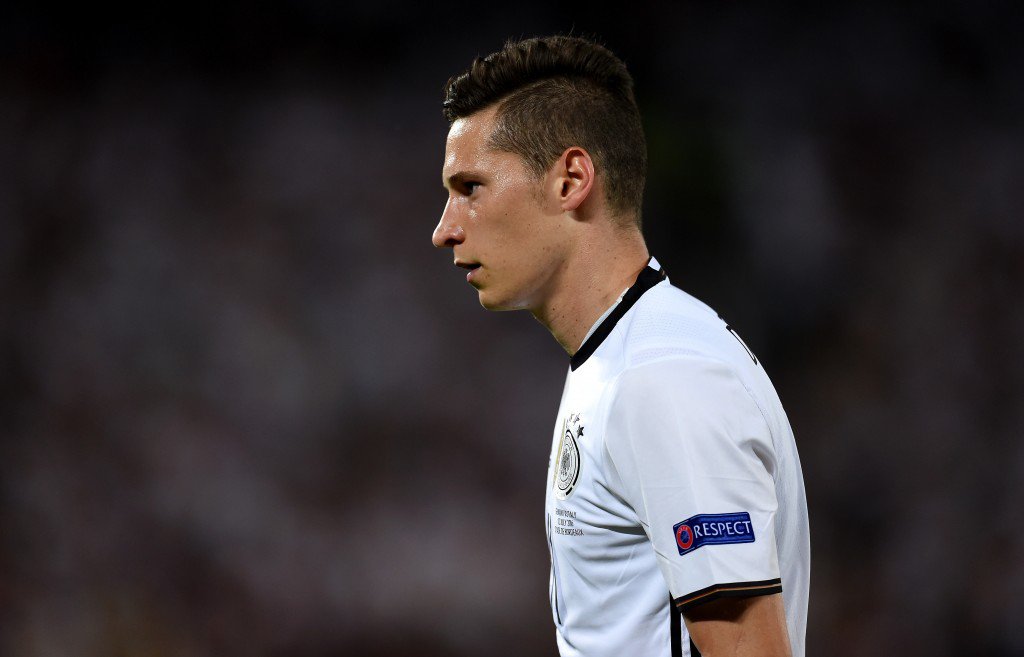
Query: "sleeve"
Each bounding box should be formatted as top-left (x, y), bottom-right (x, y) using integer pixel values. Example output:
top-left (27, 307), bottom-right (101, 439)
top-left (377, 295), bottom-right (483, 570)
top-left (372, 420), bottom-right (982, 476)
top-left (603, 356), bottom-right (783, 612)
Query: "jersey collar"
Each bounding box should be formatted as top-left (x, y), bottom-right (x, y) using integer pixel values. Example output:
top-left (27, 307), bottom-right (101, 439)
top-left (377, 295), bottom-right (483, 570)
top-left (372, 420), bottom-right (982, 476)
top-left (569, 257), bottom-right (667, 371)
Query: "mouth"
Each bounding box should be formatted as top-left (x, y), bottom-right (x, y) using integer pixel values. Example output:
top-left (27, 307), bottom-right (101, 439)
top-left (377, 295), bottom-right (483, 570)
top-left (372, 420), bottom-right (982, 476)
top-left (455, 260), bottom-right (482, 282)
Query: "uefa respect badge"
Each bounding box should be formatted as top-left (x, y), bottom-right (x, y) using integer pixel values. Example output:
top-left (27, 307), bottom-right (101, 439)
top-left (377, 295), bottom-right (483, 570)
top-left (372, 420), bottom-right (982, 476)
top-left (673, 512), bottom-right (755, 556)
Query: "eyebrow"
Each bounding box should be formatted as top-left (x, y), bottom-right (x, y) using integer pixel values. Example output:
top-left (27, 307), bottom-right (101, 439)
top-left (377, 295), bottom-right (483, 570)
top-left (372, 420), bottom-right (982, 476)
top-left (442, 171), bottom-right (479, 190)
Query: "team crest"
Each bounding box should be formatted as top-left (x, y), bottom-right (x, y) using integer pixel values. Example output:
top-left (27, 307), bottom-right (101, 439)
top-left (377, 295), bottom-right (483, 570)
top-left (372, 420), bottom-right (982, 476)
top-left (554, 413), bottom-right (584, 500)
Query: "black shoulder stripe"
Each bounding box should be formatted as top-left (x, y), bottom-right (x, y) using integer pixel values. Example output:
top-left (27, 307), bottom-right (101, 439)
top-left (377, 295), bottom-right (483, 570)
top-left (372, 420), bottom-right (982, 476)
top-left (673, 578), bottom-right (783, 613)
top-left (670, 594), bottom-right (682, 657)
top-left (570, 263), bottom-right (666, 371)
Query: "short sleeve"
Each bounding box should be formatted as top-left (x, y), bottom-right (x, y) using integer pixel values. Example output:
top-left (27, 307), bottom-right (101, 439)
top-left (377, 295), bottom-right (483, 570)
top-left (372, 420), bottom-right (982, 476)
top-left (603, 356), bottom-right (783, 612)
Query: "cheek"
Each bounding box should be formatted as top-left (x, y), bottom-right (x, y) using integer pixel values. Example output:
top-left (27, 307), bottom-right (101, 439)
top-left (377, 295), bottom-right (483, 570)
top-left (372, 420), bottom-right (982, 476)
top-left (479, 185), bottom-right (550, 264)
top-left (496, 218), bottom-right (541, 267)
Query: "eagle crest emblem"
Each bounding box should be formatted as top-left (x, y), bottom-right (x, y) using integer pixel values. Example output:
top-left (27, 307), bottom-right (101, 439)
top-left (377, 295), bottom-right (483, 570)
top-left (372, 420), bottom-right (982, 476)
top-left (554, 413), bottom-right (584, 500)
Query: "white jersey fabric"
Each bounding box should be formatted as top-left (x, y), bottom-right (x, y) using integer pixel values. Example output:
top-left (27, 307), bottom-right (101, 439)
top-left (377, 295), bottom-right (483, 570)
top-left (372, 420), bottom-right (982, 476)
top-left (544, 258), bottom-right (809, 657)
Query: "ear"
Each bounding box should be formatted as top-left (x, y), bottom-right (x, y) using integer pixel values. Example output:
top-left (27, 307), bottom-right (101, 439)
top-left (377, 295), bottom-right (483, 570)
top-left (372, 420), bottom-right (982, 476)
top-left (553, 146), bottom-right (596, 213)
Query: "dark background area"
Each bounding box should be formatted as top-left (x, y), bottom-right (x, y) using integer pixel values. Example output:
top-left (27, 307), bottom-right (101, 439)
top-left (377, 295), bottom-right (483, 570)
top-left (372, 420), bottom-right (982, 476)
top-left (2, 2), bottom-right (1022, 655)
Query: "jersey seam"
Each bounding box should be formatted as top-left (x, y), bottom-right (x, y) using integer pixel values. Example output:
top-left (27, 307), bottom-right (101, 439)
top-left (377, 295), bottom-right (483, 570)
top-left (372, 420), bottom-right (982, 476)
top-left (599, 371), bottom-right (645, 528)
top-left (603, 353), bottom-right (783, 604)
top-left (601, 351), bottom-right (771, 520)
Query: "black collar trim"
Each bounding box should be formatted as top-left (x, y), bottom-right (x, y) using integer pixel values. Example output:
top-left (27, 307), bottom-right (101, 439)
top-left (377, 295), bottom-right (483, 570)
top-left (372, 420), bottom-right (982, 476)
top-left (569, 262), bottom-right (667, 371)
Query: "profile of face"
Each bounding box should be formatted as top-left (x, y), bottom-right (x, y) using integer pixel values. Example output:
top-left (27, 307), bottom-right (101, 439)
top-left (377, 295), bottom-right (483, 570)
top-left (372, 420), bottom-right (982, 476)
top-left (433, 105), bottom-right (571, 312)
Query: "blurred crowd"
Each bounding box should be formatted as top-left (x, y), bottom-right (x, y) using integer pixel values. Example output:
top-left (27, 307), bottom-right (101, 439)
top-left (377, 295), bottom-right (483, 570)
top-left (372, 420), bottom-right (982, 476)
top-left (2, 3), bottom-right (1022, 656)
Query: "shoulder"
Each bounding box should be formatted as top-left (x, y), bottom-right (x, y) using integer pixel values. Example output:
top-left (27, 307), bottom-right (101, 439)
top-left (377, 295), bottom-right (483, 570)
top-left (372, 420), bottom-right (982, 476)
top-left (610, 352), bottom-right (751, 413)
top-left (602, 353), bottom-right (776, 489)
top-left (605, 281), bottom-right (773, 424)
top-left (616, 281), bottom-right (748, 371)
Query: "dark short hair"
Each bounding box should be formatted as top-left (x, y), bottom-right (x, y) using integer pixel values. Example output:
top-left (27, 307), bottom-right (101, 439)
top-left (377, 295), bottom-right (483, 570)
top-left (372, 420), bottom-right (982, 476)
top-left (443, 35), bottom-right (647, 225)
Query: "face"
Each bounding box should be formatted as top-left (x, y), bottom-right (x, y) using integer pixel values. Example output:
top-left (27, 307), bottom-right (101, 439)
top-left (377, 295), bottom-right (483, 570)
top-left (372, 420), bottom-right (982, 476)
top-left (433, 105), bottom-right (569, 311)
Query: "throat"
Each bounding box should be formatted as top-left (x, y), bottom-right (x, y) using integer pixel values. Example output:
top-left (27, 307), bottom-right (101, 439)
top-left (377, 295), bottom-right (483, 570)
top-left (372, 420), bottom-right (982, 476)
top-left (579, 288), bottom-right (629, 350)
top-left (534, 283), bottom-right (630, 358)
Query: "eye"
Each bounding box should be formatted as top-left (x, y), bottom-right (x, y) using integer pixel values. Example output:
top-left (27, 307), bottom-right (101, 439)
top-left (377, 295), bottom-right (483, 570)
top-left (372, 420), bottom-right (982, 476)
top-left (463, 181), bottom-right (481, 195)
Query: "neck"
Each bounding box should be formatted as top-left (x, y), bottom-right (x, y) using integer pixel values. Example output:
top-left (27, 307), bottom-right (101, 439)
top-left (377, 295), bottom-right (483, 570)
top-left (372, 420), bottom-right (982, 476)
top-left (530, 225), bottom-right (650, 356)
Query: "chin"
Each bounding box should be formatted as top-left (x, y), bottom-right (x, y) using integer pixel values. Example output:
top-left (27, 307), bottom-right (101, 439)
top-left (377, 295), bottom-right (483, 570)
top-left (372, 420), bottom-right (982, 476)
top-left (477, 289), bottom-right (527, 312)
top-left (477, 294), bottom-right (512, 311)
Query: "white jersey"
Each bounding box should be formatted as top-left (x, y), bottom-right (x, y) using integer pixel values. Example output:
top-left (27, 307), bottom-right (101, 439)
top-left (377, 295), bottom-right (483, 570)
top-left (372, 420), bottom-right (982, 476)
top-left (544, 258), bottom-right (809, 657)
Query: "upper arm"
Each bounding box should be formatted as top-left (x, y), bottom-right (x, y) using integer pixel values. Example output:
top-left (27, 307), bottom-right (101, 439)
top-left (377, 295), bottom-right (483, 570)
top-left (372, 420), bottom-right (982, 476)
top-left (603, 356), bottom-right (786, 635)
top-left (684, 592), bottom-right (792, 657)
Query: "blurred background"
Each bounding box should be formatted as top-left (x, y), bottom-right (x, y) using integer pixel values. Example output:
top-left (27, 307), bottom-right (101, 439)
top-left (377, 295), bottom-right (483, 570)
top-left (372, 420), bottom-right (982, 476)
top-left (2, 2), bottom-right (1022, 655)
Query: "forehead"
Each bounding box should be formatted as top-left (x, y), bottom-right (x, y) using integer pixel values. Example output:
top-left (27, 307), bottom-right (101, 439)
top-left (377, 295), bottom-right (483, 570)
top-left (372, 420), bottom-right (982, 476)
top-left (443, 106), bottom-right (502, 176)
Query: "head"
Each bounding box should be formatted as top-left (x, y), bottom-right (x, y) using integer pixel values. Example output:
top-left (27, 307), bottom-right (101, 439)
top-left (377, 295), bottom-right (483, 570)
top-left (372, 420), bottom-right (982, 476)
top-left (432, 35), bottom-right (648, 312)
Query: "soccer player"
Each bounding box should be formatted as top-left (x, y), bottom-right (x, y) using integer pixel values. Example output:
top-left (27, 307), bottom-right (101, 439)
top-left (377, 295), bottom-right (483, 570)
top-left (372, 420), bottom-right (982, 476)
top-left (432, 36), bottom-right (809, 657)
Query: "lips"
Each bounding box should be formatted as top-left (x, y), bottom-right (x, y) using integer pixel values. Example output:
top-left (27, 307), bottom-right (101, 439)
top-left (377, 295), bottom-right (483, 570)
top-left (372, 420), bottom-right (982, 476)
top-left (455, 260), bottom-right (481, 283)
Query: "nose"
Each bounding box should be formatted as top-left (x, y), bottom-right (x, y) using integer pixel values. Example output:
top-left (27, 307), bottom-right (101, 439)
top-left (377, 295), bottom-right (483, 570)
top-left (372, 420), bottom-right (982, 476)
top-left (432, 197), bottom-right (465, 248)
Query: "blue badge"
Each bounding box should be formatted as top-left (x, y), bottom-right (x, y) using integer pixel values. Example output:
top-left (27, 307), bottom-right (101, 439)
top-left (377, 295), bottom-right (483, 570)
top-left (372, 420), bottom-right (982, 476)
top-left (673, 512), bottom-right (755, 556)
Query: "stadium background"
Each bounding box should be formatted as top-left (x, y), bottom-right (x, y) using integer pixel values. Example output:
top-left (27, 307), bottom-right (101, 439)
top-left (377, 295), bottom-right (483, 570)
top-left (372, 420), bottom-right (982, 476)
top-left (2, 2), bottom-right (1022, 655)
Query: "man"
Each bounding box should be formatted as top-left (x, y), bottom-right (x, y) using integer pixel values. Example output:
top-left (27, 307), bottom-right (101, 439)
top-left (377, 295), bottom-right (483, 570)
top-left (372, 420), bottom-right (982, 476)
top-left (432, 35), bottom-right (809, 657)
